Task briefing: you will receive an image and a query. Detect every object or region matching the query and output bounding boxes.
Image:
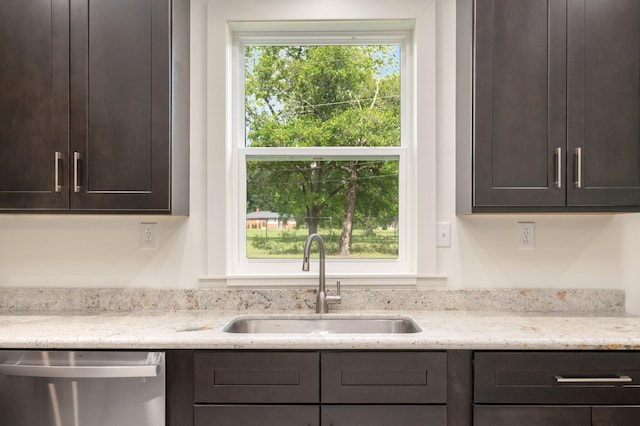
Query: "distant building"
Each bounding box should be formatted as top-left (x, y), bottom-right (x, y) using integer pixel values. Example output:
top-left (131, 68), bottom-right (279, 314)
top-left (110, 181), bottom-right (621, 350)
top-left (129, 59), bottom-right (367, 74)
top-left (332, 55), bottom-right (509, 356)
top-left (246, 209), bottom-right (296, 230)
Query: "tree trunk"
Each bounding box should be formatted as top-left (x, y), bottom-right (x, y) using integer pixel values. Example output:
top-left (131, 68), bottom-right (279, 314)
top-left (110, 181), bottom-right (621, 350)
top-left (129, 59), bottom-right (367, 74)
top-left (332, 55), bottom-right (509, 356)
top-left (306, 207), bottom-right (319, 235)
top-left (305, 164), bottom-right (324, 235)
top-left (340, 161), bottom-right (359, 256)
top-left (306, 203), bottom-right (326, 235)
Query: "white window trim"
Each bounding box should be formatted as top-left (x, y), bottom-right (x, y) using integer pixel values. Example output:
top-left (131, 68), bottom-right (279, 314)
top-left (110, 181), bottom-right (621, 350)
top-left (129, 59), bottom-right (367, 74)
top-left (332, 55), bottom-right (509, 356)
top-left (201, 0), bottom-right (439, 287)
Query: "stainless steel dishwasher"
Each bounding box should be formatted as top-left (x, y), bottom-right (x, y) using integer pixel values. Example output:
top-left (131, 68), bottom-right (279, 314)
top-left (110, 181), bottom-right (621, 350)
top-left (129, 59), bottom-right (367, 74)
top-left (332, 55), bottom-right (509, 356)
top-left (0, 350), bottom-right (165, 426)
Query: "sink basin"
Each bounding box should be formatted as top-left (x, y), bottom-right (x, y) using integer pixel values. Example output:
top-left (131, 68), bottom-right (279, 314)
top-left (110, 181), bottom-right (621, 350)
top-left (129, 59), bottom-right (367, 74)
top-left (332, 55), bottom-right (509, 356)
top-left (223, 315), bottom-right (422, 334)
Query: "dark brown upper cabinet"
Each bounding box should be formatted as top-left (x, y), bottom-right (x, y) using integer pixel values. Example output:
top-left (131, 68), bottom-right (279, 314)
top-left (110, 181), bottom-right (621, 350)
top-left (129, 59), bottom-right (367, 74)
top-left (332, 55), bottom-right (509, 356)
top-left (457, 0), bottom-right (640, 213)
top-left (0, 0), bottom-right (70, 211)
top-left (0, 0), bottom-right (189, 214)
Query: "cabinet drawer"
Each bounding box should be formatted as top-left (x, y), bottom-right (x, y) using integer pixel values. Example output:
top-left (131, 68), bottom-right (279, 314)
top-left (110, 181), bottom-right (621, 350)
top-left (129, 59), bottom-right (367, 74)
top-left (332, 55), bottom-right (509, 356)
top-left (194, 405), bottom-right (319, 426)
top-left (194, 351), bottom-right (319, 403)
top-left (321, 351), bottom-right (447, 404)
top-left (321, 405), bottom-right (446, 426)
top-left (592, 406), bottom-right (640, 425)
top-left (475, 352), bottom-right (640, 404)
top-left (474, 405), bottom-right (590, 426)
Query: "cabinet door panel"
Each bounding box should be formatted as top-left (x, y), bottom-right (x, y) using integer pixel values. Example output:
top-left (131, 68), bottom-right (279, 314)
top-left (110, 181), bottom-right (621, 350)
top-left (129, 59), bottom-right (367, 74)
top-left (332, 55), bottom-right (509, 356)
top-left (321, 405), bottom-right (446, 426)
top-left (194, 405), bottom-right (319, 426)
top-left (70, 0), bottom-right (171, 211)
top-left (321, 352), bottom-right (446, 404)
top-left (474, 0), bottom-right (566, 208)
top-left (0, 0), bottom-right (69, 210)
top-left (474, 406), bottom-right (590, 426)
top-left (592, 406), bottom-right (640, 425)
top-left (166, 350), bottom-right (193, 426)
top-left (194, 351), bottom-right (319, 403)
top-left (567, 0), bottom-right (640, 206)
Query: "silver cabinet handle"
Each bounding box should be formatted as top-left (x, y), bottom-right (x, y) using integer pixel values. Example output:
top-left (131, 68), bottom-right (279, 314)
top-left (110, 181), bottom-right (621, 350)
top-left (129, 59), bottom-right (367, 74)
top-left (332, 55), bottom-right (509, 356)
top-left (54, 152), bottom-right (63, 193)
top-left (574, 147), bottom-right (582, 188)
top-left (73, 151), bottom-right (81, 193)
top-left (555, 375), bottom-right (632, 384)
top-left (554, 147), bottom-right (562, 189)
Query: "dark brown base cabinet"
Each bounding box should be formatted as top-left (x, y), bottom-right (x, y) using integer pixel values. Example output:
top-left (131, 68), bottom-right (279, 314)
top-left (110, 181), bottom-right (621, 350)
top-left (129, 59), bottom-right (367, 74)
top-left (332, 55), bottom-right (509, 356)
top-left (321, 406), bottom-right (446, 426)
top-left (183, 350), bottom-right (469, 426)
top-left (167, 350), bottom-right (640, 426)
top-left (474, 352), bottom-right (640, 426)
top-left (475, 406), bottom-right (640, 426)
top-left (195, 406), bottom-right (320, 426)
top-left (193, 406), bottom-right (447, 426)
top-left (474, 406), bottom-right (591, 426)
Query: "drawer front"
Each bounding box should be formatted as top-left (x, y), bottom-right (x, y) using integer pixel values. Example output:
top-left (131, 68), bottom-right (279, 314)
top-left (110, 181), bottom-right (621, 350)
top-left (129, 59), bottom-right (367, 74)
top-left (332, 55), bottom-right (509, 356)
top-left (194, 351), bottom-right (319, 403)
top-left (592, 406), bottom-right (640, 426)
top-left (321, 351), bottom-right (447, 404)
top-left (194, 405), bottom-right (319, 426)
top-left (321, 405), bottom-right (447, 426)
top-left (475, 352), bottom-right (640, 404)
top-left (474, 405), bottom-right (590, 426)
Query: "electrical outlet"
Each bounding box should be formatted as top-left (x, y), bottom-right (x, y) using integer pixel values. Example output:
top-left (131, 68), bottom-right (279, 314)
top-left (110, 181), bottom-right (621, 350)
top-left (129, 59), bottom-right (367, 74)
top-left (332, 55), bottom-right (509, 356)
top-left (140, 222), bottom-right (157, 249)
top-left (518, 222), bottom-right (535, 249)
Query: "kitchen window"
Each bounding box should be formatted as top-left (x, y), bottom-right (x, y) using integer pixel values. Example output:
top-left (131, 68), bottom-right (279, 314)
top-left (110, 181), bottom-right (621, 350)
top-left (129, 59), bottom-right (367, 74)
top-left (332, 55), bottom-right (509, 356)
top-left (203, 1), bottom-right (437, 286)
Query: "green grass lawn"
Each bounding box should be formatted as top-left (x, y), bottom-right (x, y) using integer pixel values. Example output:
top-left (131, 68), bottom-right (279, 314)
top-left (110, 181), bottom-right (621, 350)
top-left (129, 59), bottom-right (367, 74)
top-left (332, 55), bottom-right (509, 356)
top-left (246, 228), bottom-right (398, 259)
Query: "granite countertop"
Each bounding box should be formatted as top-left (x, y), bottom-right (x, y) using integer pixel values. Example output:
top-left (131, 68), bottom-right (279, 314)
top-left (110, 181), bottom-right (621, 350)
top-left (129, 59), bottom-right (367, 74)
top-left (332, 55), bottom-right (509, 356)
top-left (1, 310), bottom-right (639, 351)
top-left (0, 288), bottom-right (636, 351)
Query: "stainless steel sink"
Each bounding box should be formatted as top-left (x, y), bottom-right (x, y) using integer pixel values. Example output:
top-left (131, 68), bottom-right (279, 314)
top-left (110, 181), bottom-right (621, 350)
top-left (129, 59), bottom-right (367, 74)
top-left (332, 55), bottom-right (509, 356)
top-left (223, 315), bottom-right (422, 334)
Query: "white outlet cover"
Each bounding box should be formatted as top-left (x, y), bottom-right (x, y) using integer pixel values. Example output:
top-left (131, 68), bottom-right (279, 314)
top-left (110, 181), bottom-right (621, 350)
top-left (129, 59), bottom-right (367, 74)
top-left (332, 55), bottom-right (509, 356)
top-left (518, 222), bottom-right (535, 249)
top-left (436, 222), bottom-right (451, 247)
top-left (140, 222), bottom-right (158, 249)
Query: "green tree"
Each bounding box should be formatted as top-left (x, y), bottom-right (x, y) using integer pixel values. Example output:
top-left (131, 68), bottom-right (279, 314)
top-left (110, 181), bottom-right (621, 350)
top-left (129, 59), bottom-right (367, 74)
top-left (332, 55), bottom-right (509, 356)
top-left (245, 44), bottom-right (400, 256)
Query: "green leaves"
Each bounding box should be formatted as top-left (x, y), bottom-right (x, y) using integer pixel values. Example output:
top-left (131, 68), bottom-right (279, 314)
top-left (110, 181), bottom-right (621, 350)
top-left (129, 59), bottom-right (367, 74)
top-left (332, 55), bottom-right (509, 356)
top-left (244, 44), bottom-right (401, 257)
top-left (245, 45), bottom-right (400, 148)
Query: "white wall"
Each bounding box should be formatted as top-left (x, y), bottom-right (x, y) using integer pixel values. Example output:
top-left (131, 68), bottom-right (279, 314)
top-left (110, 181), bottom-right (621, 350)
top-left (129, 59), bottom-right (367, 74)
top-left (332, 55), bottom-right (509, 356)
top-left (1, 0), bottom-right (638, 312)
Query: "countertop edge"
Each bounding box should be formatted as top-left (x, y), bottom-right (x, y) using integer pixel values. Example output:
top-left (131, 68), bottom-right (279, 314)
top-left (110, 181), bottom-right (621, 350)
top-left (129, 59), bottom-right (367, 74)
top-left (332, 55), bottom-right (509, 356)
top-left (1, 310), bottom-right (638, 351)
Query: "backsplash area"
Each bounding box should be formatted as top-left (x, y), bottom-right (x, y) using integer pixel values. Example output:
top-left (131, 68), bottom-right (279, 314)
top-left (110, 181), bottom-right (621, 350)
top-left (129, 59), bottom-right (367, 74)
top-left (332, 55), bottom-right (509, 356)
top-left (0, 288), bottom-right (624, 313)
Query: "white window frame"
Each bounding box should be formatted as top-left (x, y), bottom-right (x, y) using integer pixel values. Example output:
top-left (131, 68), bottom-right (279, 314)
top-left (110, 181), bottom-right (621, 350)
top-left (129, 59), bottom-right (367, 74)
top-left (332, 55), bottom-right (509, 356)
top-left (202, 0), bottom-right (438, 287)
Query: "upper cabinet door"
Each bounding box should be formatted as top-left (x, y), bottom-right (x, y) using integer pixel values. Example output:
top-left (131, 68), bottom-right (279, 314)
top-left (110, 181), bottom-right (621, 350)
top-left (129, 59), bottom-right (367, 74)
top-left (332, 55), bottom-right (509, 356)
top-left (69, 0), bottom-right (171, 212)
top-left (474, 0), bottom-right (567, 209)
top-left (0, 0), bottom-right (69, 210)
top-left (567, 0), bottom-right (640, 207)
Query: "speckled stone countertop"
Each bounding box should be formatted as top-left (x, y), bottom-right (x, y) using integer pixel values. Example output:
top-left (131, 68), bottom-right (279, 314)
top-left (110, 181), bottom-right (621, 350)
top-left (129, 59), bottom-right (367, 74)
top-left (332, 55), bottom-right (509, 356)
top-left (0, 310), bottom-right (638, 350)
top-left (0, 288), bottom-right (636, 351)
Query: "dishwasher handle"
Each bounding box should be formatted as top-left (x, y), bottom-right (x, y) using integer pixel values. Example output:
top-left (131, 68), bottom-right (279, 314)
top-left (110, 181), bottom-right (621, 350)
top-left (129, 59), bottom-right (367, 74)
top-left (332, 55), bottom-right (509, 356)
top-left (0, 353), bottom-right (162, 379)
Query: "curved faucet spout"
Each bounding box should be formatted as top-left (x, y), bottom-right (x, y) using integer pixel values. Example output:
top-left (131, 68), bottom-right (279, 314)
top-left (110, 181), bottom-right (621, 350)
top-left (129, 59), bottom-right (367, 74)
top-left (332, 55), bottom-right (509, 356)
top-left (302, 233), bottom-right (340, 313)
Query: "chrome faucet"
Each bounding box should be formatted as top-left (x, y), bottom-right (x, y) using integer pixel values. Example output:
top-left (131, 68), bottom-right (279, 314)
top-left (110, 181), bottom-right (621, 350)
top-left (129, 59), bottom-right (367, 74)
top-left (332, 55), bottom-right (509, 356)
top-left (302, 233), bottom-right (341, 313)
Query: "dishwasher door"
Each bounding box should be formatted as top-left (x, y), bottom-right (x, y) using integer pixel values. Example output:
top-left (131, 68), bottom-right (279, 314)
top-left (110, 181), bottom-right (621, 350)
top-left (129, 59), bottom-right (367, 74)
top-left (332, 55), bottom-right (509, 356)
top-left (0, 351), bottom-right (165, 426)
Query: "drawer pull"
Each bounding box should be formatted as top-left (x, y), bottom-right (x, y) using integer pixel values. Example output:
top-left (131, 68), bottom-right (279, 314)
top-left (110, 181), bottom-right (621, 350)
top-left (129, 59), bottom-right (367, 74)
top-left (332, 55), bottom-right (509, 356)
top-left (554, 375), bottom-right (632, 384)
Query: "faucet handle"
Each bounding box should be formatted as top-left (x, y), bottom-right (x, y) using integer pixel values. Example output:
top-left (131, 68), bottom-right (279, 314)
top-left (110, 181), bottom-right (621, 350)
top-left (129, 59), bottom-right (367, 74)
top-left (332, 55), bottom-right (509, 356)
top-left (327, 280), bottom-right (342, 305)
